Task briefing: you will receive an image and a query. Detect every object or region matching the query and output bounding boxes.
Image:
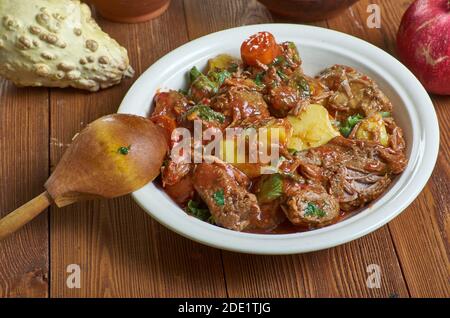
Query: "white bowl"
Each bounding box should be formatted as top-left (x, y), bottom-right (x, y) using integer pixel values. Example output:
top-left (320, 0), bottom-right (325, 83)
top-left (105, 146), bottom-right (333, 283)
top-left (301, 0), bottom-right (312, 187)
top-left (118, 24), bottom-right (439, 254)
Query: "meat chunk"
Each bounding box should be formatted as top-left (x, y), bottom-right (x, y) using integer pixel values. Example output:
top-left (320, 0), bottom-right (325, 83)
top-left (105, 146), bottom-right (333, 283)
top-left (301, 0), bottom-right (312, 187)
top-left (384, 117), bottom-right (407, 153)
top-left (161, 159), bottom-right (191, 186)
top-left (279, 41), bottom-right (302, 71)
top-left (329, 166), bottom-right (392, 211)
top-left (282, 185), bottom-right (340, 227)
top-left (268, 85), bottom-right (306, 118)
top-left (164, 176), bottom-right (195, 205)
top-left (151, 90), bottom-right (189, 142)
top-left (317, 65), bottom-right (392, 121)
top-left (192, 162), bottom-right (261, 231)
top-left (152, 90), bottom-right (189, 118)
top-left (295, 136), bottom-right (407, 211)
top-left (212, 87), bottom-right (270, 124)
top-left (161, 159), bottom-right (194, 205)
top-left (256, 201), bottom-right (287, 231)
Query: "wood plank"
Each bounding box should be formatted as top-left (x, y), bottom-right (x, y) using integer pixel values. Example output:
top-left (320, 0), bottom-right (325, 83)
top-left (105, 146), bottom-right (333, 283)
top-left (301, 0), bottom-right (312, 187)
top-left (184, 0), bottom-right (327, 40)
top-left (223, 229), bottom-right (408, 297)
top-left (49, 0), bottom-right (226, 297)
top-left (184, 0), bottom-right (409, 298)
top-left (327, 0), bottom-right (449, 298)
top-left (0, 82), bottom-right (49, 297)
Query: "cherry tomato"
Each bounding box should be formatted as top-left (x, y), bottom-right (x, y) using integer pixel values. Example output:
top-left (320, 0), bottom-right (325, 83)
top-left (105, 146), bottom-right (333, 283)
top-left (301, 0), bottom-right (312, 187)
top-left (240, 31), bottom-right (281, 66)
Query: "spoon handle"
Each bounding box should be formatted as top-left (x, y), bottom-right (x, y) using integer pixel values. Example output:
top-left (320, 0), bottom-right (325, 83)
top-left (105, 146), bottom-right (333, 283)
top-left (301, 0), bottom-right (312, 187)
top-left (0, 191), bottom-right (52, 241)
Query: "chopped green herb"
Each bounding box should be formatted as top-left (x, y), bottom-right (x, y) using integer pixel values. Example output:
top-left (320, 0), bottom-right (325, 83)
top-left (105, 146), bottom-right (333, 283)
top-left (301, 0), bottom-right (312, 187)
top-left (208, 69), bottom-right (231, 87)
top-left (186, 200), bottom-right (211, 221)
top-left (380, 111), bottom-right (391, 118)
top-left (207, 215), bottom-right (215, 224)
top-left (212, 189), bottom-right (225, 206)
top-left (288, 148), bottom-right (300, 156)
top-left (254, 72), bottom-right (265, 86)
top-left (190, 66), bottom-right (232, 96)
top-left (340, 126), bottom-right (352, 137)
top-left (270, 55), bottom-right (285, 66)
top-left (189, 66), bottom-right (202, 82)
top-left (276, 69), bottom-right (288, 80)
top-left (340, 114), bottom-right (364, 137)
top-left (304, 202), bottom-right (326, 218)
top-left (185, 104), bottom-right (225, 123)
top-left (297, 78), bottom-right (311, 97)
top-left (257, 174), bottom-right (283, 203)
top-left (228, 62), bottom-right (239, 73)
top-left (347, 114), bottom-right (364, 126)
top-left (287, 41), bottom-right (300, 63)
top-left (178, 88), bottom-right (188, 95)
top-left (192, 74), bottom-right (217, 92)
top-left (117, 145), bottom-right (131, 155)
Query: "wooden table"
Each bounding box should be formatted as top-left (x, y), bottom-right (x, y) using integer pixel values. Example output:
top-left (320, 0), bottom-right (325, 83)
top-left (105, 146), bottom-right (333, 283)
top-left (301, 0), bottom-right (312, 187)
top-left (0, 0), bottom-right (448, 298)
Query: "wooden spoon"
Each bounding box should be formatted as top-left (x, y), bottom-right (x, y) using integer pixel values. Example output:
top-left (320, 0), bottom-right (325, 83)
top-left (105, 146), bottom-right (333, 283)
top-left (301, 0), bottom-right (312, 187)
top-left (0, 114), bottom-right (168, 240)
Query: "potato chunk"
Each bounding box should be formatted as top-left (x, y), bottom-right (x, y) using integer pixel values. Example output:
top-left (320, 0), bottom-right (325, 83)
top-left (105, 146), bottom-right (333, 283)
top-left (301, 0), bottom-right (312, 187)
top-left (355, 113), bottom-right (389, 146)
top-left (207, 54), bottom-right (240, 72)
top-left (219, 117), bottom-right (292, 177)
top-left (287, 104), bottom-right (339, 151)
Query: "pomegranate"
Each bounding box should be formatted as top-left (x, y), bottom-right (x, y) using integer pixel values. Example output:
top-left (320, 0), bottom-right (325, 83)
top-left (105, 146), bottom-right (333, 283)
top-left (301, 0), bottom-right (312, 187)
top-left (397, 0), bottom-right (450, 95)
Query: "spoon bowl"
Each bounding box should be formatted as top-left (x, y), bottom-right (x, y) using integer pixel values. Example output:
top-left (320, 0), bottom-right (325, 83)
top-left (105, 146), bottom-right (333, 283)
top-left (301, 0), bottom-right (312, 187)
top-left (0, 113), bottom-right (167, 240)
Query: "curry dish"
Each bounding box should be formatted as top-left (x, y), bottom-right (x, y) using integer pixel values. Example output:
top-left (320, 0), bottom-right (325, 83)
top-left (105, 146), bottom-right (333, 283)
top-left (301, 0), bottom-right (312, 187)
top-left (149, 32), bottom-right (408, 234)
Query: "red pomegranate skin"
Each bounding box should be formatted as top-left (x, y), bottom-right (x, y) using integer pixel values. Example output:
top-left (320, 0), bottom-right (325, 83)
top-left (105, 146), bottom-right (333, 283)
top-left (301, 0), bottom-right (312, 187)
top-left (397, 0), bottom-right (450, 95)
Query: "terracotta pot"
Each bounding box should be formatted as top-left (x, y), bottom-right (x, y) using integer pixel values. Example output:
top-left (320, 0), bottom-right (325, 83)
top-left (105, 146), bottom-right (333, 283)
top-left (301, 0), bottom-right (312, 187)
top-left (257, 0), bottom-right (359, 22)
top-left (86, 0), bottom-right (171, 23)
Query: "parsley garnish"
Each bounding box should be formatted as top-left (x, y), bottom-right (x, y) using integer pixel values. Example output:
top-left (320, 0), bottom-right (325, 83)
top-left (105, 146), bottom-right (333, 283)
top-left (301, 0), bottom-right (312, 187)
top-left (270, 56), bottom-right (285, 66)
top-left (297, 78), bottom-right (311, 97)
top-left (178, 88), bottom-right (188, 95)
top-left (340, 114), bottom-right (364, 137)
top-left (228, 63), bottom-right (239, 73)
top-left (380, 111), bottom-right (391, 118)
top-left (189, 66), bottom-right (202, 82)
top-left (186, 200), bottom-right (212, 222)
top-left (189, 66), bottom-right (218, 95)
top-left (257, 174), bottom-right (283, 203)
top-left (287, 41), bottom-right (300, 63)
top-left (276, 69), bottom-right (288, 80)
top-left (254, 72), bottom-right (265, 86)
top-left (185, 104), bottom-right (225, 123)
top-left (208, 69), bottom-right (231, 87)
top-left (304, 202), bottom-right (326, 218)
top-left (117, 145), bottom-right (131, 155)
top-left (212, 189), bottom-right (225, 206)
top-left (190, 67), bottom-right (231, 95)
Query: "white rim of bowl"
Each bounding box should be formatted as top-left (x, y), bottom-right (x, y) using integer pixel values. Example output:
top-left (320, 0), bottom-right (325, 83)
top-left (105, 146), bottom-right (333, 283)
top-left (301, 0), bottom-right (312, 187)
top-left (118, 24), bottom-right (439, 255)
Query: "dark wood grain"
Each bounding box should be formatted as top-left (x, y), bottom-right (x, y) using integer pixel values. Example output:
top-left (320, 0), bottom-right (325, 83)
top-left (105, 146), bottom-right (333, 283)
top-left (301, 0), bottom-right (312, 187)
top-left (184, 0), bottom-right (410, 298)
top-left (0, 82), bottom-right (49, 297)
top-left (49, 0), bottom-right (226, 297)
top-left (222, 229), bottom-right (409, 297)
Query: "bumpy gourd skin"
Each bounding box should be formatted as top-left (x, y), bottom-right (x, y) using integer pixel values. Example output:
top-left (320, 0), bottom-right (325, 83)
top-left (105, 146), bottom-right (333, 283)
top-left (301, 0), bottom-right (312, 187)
top-left (0, 0), bottom-right (134, 91)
